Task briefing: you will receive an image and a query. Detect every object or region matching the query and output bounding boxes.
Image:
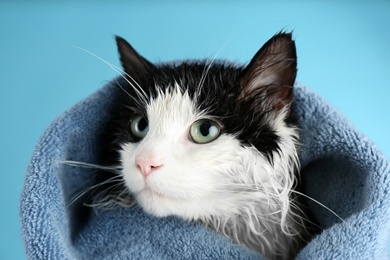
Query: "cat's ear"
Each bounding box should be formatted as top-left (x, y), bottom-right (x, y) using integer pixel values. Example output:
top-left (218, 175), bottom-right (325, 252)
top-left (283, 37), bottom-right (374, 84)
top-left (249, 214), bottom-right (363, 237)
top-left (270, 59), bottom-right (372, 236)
top-left (115, 36), bottom-right (155, 83)
top-left (240, 32), bottom-right (297, 111)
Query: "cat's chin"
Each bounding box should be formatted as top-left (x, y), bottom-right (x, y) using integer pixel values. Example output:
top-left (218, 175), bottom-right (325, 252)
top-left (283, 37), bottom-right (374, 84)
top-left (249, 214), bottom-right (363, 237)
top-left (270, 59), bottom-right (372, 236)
top-left (136, 189), bottom-right (182, 217)
top-left (142, 188), bottom-right (174, 201)
top-left (135, 189), bottom-right (211, 220)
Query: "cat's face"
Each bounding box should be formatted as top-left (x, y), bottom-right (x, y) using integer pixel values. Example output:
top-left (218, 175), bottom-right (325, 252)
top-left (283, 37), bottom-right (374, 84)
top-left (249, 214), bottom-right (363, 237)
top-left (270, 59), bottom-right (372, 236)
top-left (113, 33), bottom-right (298, 221)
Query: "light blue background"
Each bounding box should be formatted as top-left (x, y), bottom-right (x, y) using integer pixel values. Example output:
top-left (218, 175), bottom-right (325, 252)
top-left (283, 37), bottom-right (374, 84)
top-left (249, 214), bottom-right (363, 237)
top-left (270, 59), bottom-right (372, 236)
top-left (1, 1), bottom-right (389, 259)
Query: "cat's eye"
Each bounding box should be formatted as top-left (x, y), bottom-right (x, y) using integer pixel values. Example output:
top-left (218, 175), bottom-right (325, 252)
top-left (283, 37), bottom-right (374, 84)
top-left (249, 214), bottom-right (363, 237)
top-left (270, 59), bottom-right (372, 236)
top-left (129, 114), bottom-right (149, 139)
top-left (190, 119), bottom-right (221, 144)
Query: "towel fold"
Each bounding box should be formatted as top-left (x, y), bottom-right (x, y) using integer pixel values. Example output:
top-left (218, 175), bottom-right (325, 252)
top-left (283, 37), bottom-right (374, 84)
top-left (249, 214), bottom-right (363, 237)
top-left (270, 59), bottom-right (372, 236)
top-left (21, 76), bottom-right (390, 259)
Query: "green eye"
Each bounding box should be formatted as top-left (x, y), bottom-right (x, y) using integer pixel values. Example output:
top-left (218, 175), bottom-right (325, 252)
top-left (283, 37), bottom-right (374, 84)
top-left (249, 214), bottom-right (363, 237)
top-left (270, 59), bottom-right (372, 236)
top-left (190, 119), bottom-right (221, 144)
top-left (130, 114), bottom-right (149, 139)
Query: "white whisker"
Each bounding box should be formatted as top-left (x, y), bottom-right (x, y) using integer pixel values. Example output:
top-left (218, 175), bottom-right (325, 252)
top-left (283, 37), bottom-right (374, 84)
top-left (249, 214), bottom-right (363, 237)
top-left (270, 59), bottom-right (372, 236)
top-left (214, 182), bottom-right (345, 225)
top-left (59, 160), bottom-right (121, 173)
top-left (196, 39), bottom-right (232, 98)
top-left (291, 190), bottom-right (345, 223)
top-left (69, 45), bottom-right (149, 105)
top-left (68, 175), bottom-right (122, 207)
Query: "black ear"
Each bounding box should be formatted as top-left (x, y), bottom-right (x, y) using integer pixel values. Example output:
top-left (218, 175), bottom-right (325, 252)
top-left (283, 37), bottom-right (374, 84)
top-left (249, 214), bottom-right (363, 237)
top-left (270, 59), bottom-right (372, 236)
top-left (240, 32), bottom-right (297, 111)
top-left (115, 36), bottom-right (155, 83)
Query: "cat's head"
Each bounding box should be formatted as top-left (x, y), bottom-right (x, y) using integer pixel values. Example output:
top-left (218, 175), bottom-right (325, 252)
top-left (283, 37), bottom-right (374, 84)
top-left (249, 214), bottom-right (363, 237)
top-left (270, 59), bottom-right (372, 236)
top-left (113, 33), bottom-right (298, 221)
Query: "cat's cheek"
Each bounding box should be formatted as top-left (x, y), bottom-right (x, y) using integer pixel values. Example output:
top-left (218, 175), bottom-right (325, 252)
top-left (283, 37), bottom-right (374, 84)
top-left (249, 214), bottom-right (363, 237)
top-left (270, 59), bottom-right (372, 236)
top-left (119, 143), bottom-right (144, 194)
top-left (122, 165), bottom-right (144, 194)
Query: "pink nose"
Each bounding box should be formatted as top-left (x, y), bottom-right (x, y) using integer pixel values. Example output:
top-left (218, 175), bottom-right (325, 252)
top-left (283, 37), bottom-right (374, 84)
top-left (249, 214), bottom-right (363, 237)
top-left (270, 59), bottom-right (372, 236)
top-left (135, 157), bottom-right (163, 177)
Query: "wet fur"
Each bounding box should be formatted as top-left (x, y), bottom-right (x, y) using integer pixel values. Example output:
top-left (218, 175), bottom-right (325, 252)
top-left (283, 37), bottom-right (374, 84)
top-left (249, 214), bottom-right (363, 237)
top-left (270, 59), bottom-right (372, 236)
top-left (73, 32), bottom-right (315, 259)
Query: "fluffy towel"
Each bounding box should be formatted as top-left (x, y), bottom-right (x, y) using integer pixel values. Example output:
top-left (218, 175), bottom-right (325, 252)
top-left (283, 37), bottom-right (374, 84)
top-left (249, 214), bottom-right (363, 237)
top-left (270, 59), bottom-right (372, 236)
top-left (20, 76), bottom-right (390, 259)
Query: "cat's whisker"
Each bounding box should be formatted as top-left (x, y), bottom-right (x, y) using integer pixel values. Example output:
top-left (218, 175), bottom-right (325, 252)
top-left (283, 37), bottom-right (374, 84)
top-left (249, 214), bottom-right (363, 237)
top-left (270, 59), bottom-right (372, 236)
top-left (196, 39), bottom-right (231, 99)
top-left (290, 190), bottom-right (345, 224)
top-left (121, 71), bottom-right (149, 103)
top-left (215, 182), bottom-right (345, 225)
top-left (85, 181), bottom-right (133, 208)
top-left (69, 45), bottom-right (148, 105)
top-left (59, 160), bottom-right (127, 207)
top-left (117, 73), bottom-right (149, 107)
top-left (207, 188), bottom-right (285, 209)
top-left (68, 175), bottom-right (123, 207)
top-left (288, 200), bottom-right (323, 232)
top-left (59, 160), bottom-right (121, 173)
top-left (114, 78), bottom-right (149, 110)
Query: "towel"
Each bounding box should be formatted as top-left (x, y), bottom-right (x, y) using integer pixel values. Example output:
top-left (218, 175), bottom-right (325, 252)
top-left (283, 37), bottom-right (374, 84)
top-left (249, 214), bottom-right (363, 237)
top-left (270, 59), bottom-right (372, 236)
top-left (20, 74), bottom-right (390, 259)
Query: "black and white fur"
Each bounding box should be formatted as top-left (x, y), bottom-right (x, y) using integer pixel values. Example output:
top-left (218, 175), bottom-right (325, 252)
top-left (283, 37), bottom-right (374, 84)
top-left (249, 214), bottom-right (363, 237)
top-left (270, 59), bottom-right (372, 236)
top-left (91, 32), bottom-right (309, 259)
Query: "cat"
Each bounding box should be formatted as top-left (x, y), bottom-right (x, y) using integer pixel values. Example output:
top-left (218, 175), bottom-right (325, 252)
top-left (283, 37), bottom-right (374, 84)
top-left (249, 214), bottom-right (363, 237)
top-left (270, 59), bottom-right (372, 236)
top-left (84, 32), bottom-right (312, 259)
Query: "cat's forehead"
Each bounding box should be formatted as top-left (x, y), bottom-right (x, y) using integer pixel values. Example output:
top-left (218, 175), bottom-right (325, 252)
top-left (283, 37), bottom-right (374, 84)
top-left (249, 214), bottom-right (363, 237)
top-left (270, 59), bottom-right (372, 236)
top-left (154, 62), bottom-right (241, 92)
top-left (147, 83), bottom-right (200, 127)
top-left (145, 62), bottom-right (242, 116)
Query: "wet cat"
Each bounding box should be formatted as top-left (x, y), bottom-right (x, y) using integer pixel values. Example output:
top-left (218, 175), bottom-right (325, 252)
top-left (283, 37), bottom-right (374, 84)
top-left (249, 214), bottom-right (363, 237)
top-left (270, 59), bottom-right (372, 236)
top-left (85, 32), bottom-right (310, 259)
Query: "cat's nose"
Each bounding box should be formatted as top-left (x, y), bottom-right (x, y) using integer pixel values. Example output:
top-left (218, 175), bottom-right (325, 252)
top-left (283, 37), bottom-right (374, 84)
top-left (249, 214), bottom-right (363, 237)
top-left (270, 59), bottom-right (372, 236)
top-left (135, 157), bottom-right (163, 177)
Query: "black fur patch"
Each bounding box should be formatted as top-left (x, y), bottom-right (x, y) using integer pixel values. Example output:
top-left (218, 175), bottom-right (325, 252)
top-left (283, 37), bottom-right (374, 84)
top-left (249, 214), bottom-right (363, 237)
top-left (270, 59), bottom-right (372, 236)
top-left (111, 60), bottom-right (287, 160)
